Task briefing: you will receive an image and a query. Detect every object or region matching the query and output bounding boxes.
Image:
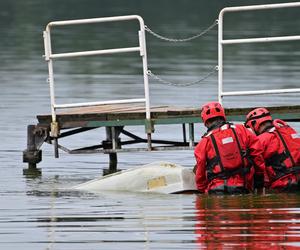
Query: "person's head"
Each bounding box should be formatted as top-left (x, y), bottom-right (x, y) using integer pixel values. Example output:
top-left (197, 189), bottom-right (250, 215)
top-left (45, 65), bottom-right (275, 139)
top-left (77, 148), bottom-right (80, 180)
top-left (245, 107), bottom-right (273, 135)
top-left (201, 102), bottom-right (226, 128)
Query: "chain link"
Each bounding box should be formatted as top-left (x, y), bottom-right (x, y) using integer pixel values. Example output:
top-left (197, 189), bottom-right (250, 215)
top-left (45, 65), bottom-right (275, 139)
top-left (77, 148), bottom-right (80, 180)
top-left (145, 19), bottom-right (218, 42)
top-left (147, 66), bottom-right (218, 87)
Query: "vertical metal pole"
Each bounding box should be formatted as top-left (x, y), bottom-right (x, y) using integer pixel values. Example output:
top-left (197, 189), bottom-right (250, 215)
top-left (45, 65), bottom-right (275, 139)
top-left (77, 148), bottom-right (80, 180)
top-left (44, 27), bottom-right (59, 158)
top-left (138, 24), bottom-right (150, 121)
top-left (182, 124), bottom-right (187, 143)
top-left (138, 18), bottom-right (152, 150)
top-left (44, 29), bottom-right (56, 124)
top-left (189, 123), bottom-right (195, 148)
top-left (109, 153), bottom-right (118, 174)
top-left (104, 127), bottom-right (118, 175)
top-left (218, 14), bottom-right (224, 104)
top-left (112, 126), bottom-right (116, 150)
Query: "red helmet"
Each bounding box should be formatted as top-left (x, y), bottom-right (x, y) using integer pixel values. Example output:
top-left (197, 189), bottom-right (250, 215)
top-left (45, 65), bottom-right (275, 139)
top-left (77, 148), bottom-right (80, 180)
top-left (245, 107), bottom-right (272, 134)
top-left (201, 102), bottom-right (226, 124)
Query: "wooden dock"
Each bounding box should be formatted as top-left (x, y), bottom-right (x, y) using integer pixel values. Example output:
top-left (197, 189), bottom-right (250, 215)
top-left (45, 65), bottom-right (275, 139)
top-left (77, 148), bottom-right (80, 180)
top-left (23, 103), bottom-right (300, 176)
top-left (25, 11), bottom-right (300, 176)
top-left (37, 104), bottom-right (300, 128)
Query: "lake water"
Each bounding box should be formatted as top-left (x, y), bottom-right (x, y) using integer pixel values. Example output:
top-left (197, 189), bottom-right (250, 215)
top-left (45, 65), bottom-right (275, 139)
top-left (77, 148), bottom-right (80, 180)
top-left (1, 0), bottom-right (300, 249)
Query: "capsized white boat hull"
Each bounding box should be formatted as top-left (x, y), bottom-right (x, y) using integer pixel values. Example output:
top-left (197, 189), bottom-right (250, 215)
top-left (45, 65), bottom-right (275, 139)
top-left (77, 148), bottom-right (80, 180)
top-left (73, 162), bottom-right (197, 194)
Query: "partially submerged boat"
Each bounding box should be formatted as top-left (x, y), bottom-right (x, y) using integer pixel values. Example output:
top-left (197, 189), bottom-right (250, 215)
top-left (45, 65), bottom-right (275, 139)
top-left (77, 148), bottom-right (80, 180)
top-left (73, 162), bottom-right (197, 194)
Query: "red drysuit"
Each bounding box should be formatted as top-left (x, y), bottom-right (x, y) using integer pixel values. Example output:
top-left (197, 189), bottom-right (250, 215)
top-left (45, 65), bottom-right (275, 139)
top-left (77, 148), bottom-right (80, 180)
top-left (258, 119), bottom-right (300, 191)
top-left (194, 123), bottom-right (265, 193)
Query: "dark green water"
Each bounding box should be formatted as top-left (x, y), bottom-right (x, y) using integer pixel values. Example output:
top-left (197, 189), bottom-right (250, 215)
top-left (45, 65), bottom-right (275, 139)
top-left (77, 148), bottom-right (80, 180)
top-left (1, 0), bottom-right (300, 249)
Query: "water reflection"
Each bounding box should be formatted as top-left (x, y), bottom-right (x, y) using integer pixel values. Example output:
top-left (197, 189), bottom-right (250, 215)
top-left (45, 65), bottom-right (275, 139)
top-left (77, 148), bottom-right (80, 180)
top-left (195, 194), bottom-right (300, 248)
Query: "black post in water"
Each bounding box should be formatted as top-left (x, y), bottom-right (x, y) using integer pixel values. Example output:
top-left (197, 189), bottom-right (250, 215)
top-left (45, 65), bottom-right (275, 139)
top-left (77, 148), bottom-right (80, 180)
top-left (102, 126), bottom-right (122, 176)
top-left (23, 125), bottom-right (42, 176)
top-left (108, 153), bottom-right (118, 174)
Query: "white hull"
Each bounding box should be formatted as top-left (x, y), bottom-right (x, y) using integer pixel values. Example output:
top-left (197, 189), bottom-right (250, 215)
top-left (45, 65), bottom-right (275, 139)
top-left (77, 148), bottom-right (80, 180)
top-left (73, 162), bottom-right (197, 194)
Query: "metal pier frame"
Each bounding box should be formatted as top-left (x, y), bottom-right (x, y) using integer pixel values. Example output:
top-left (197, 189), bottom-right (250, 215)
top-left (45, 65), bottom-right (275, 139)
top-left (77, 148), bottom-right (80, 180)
top-left (23, 3), bottom-right (300, 176)
top-left (23, 104), bottom-right (300, 176)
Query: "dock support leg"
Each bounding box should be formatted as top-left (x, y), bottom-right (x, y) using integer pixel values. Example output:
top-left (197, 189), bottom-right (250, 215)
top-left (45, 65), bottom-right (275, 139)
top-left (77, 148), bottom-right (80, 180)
top-left (50, 122), bottom-right (60, 158)
top-left (147, 133), bottom-right (152, 151)
top-left (182, 124), bottom-right (187, 143)
top-left (23, 125), bottom-right (47, 177)
top-left (108, 153), bottom-right (117, 174)
top-left (189, 123), bottom-right (195, 148)
top-left (145, 119), bottom-right (154, 151)
top-left (103, 126), bottom-right (122, 176)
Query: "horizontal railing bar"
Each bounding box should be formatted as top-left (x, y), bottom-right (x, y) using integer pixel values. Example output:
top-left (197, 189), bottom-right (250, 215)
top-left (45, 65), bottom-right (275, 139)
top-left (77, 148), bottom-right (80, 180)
top-left (50, 47), bottom-right (140, 59)
top-left (47, 15), bottom-right (144, 27)
top-left (54, 98), bottom-right (146, 109)
top-left (222, 35), bottom-right (300, 45)
top-left (222, 88), bottom-right (300, 97)
top-left (221, 2), bottom-right (300, 14)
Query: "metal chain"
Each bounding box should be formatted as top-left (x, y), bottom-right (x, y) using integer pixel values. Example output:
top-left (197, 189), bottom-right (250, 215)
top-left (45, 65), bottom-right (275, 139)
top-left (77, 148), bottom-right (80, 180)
top-left (147, 66), bottom-right (218, 87)
top-left (144, 20), bottom-right (218, 42)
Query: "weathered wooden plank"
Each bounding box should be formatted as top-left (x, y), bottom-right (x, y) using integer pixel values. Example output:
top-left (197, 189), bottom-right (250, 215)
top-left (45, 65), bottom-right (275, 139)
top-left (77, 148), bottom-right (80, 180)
top-left (37, 104), bottom-right (300, 129)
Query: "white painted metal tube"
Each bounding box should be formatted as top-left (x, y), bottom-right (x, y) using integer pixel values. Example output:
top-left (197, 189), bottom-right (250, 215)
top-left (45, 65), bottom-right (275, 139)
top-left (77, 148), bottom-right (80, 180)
top-left (47, 15), bottom-right (145, 30)
top-left (43, 30), bottom-right (57, 123)
top-left (54, 98), bottom-right (146, 109)
top-left (139, 29), bottom-right (151, 120)
top-left (217, 18), bottom-right (223, 104)
top-left (218, 2), bottom-right (300, 104)
top-left (220, 2), bottom-right (300, 14)
top-left (222, 35), bottom-right (300, 45)
top-left (50, 47), bottom-right (140, 59)
top-left (222, 88), bottom-right (300, 97)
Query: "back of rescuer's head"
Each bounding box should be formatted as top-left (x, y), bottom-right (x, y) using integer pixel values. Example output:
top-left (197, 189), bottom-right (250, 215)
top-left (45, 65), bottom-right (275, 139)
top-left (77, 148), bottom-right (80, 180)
top-left (201, 102), bottom-right (226, 127)
top-left (245, 107), bottom-right (273, 135)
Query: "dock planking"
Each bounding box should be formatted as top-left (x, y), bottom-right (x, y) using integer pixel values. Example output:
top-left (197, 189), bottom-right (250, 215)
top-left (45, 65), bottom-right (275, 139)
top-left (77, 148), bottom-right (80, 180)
top-left (37, 104), bottom-right (300, 128)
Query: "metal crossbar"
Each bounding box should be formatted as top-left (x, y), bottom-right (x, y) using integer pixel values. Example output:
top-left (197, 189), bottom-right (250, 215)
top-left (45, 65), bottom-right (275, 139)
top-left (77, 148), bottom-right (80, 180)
top-left (218, 2), bottom-right (300, 104)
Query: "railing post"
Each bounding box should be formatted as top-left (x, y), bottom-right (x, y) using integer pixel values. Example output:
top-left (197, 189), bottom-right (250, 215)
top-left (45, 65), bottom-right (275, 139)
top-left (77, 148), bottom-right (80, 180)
top-left (138, 17), bottom-right (152, 150)
top-left (217, 14), bottom-right (224, 104)
top-left (44, 28), bottom-right (59, 157)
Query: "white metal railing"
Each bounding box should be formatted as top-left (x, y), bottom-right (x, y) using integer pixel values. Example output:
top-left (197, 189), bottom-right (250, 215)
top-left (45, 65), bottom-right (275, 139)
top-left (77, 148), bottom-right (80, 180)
top-left (218, 2), bottom-right (300, 104)
top-left (43, 15), bottom-right (151, 126)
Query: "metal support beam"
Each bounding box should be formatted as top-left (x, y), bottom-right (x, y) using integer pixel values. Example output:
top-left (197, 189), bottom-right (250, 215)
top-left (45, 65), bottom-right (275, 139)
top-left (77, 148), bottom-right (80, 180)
top-left (58, 127), bottom-right (98, 139)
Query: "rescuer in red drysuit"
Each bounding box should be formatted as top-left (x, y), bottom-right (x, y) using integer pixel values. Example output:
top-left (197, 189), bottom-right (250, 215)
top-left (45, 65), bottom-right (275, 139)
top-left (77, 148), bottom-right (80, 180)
top-left (245, 107), bottom-right (300, 192)
top-left (194, 102), bottom-right (266, 194)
